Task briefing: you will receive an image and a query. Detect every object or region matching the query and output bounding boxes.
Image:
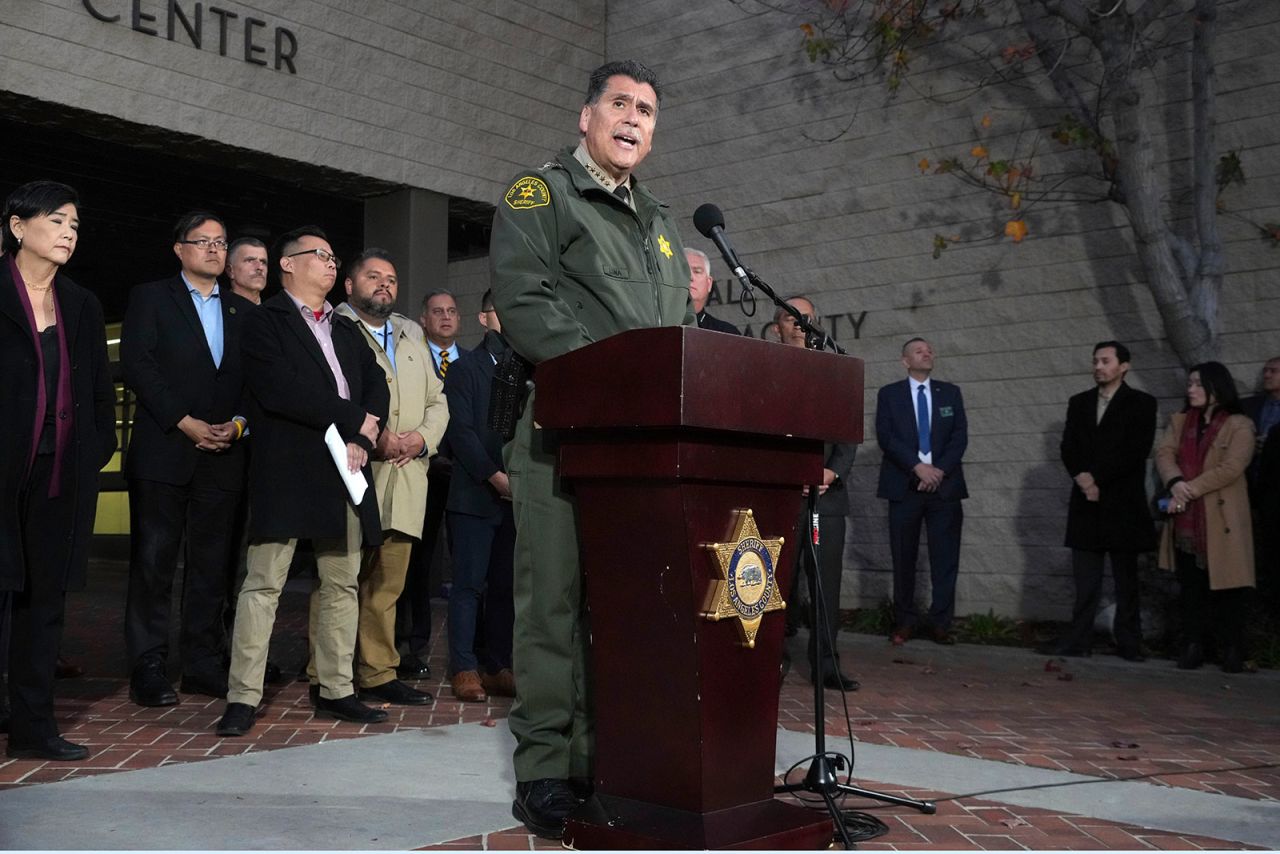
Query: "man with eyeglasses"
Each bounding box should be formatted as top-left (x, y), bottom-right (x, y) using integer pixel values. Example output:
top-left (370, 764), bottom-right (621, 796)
top-left (120, 211), bottom-right (254, 707)
top-left (217, 226), bottom-right (389, 737)
top-left (332, 248), bottom-right (447, 707)
top-left (225, 237), bottom-right (269, 304)
top-left (395, 289), bottom-right (467, 681)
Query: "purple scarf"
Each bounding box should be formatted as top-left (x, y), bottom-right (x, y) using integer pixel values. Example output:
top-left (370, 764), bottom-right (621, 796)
top-left (8, 254), bottom-right (74, 497)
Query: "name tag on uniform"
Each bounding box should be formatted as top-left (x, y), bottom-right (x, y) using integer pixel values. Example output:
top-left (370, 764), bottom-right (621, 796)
top-left (940, 406), bottom-right (954, 417)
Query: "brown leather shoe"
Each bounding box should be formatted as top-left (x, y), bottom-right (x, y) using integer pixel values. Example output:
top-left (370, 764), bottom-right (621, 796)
top-left (481, 668), bottom-right (516, 697)
top-left (890, 626), bottom-right (913, 646)
top-left (451, 670), bottom-right (487, 703)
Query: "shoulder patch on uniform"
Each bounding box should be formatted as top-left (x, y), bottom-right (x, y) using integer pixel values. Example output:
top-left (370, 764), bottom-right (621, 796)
top-left (505, 176), bottom-right (551, 210)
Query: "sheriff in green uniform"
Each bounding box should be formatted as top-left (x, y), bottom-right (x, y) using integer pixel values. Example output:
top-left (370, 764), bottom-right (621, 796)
top-left (490, 59), bottom-right (693, 839)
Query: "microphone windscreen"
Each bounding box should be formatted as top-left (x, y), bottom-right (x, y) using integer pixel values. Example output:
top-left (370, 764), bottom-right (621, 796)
top-left (693, 204), bottom-right (725, 238)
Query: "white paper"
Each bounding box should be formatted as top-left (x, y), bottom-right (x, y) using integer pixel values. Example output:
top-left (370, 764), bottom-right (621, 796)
top-left (324, 423), bottom-right (368, 505)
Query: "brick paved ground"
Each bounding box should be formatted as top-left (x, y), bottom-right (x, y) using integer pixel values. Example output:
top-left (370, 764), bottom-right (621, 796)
top-left (3, 560), bottom-right (1276, 849)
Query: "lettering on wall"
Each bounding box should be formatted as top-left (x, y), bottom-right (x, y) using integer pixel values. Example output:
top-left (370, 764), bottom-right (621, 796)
top-left (82, 0), bottom-right (299, 73)
top-left (707, 281), bottom-right (869, 341)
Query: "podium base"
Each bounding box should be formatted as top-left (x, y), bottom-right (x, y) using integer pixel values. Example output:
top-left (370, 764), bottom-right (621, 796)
top-left (564, 794), bottom-right (834, 850)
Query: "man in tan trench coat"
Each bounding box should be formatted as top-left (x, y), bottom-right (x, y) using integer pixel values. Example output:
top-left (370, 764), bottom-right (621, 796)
top-left (331, 248), bottom-right (449, 704)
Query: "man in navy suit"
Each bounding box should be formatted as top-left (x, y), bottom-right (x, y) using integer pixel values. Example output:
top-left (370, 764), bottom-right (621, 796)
top-left (444, 290), bottom-right (516, 704)
top-left (875, 337), bottom-right (968, 645)
top-left (120, 211), bottom-right (253, 706)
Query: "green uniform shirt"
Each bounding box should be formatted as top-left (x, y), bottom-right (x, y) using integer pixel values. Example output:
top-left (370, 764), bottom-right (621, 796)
top-left (490, 146), bottom-right (694, 365)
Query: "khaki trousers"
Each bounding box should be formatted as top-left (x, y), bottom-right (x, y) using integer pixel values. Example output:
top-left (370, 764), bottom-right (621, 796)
top-left (305, 533), bottom-right (413, 689)
top-left (227, 504), bottom-right (362, 706)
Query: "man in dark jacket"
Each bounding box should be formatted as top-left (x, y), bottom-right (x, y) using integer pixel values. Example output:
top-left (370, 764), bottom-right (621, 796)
top-left (444, 290), bottom-right (516, 704)
top-left (686, 248), bottom-right (739, 335)
top-left (1048, 341), bottom-right (1157, 660)
top-left (120, 211), bottom-right (253, 706)
top-left (215, 226), bottom-right (389, 737)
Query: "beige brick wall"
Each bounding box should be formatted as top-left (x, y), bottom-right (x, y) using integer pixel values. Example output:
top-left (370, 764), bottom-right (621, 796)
top-left (611, 1), bottom-right (1280, 619)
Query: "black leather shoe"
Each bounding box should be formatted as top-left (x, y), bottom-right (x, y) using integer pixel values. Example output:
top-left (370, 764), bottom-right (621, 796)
top-left (6, 735), bottom-right (90, 761)
top-left (930, 627), bottom-right (957, 645)
top-left (180, 671), bottom-right (229, 699)
top-left (314, 693), bottom-right (389, 723)
top-left (395, 653), bottom-right (431, 680)
top-left (216, 702), bottom-right (257, 736)
top-left (568, 776), bottom-right (594, 803)
top-left (513, 778), bottom-right (579, 839)
top-left (1177, 642), bottom-right (1205, 670)
top-left (130, 658), bottom-right (178, 707)
top-left (820, 672), bottom-right (860, 692)
top-left (359, 679), bottom-right (432, 706)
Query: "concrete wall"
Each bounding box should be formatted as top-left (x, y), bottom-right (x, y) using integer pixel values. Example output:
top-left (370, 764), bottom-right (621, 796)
top-left (610, 0), bottom-right (1280, 620)
top-left (1, 0), bottom-right (604, 203)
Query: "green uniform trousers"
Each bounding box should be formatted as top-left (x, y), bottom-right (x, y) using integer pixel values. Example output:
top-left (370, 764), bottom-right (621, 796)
top-left (503, 397), bottom-right (592, 782)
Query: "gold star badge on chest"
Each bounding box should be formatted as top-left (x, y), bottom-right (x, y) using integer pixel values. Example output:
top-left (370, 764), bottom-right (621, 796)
top-left (702, 509), bottom-right (786, 648)
top-left (657, 234), bottom-right (673, 258)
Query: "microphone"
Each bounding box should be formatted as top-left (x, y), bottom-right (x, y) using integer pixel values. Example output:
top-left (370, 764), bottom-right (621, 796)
top-left (693, 203), bottom-right (753, 296)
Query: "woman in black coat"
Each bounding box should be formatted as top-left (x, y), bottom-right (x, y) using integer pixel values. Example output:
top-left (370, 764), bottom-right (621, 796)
top-left (1, 181), bottom-right (117, 761)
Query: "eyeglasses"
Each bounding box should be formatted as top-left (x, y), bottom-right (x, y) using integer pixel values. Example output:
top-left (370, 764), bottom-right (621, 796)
top-left (286, 248), bottom-right (341, 267)
top-left (180, 238), bottom-right (229, 251)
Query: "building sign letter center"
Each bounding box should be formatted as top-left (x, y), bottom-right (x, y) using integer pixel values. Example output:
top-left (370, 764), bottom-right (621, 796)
top-left (702, 509), bottom-right (785, 648)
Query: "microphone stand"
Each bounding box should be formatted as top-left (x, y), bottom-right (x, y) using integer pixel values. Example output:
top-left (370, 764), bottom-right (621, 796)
top-left (745, 268), bottom-right (937, 845)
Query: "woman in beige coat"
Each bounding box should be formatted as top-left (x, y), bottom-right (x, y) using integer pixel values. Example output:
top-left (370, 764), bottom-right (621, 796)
top-left (1155, 361), bottom-right (1256, 673)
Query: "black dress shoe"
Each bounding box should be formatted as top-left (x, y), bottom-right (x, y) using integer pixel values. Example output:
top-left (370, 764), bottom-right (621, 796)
top-left (314, 693), bottom-right (389, 723)
top-left (930, 627), bottom-right (957, 645)
top-left (568, 776), bottom-right (594, 803)
top-left (395, 653), bottom-right (431, 680)
top-left (216, 702), bottom-right (257, 737)
top-left (130, 658), bottom-right (178, 707)
top-left (180, 671), bottom-right (229, 699)
top-left (6, 735), bottom-right (90, 761)
top-left (513, 778), bottom-right (579, 839)
top-left (359, 679), bottom-right (432, 706)
top-left (820, 672), bottom-right (860, 691)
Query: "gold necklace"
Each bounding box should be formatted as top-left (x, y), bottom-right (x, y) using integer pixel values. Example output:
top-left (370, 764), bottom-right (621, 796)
top-left (27, 282), bottom-right (53, 292)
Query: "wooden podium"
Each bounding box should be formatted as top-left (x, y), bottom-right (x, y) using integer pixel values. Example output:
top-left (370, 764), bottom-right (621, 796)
top-left (534, 326), bottom-right (864, 850)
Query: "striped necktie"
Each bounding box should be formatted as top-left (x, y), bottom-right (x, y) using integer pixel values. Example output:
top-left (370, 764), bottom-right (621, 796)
top-left (439, 350), bottom-right (450, 377)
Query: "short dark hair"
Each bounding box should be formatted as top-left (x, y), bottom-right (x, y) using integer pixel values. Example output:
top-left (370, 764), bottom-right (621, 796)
top-left (421, 289), bottom-right (456, 312)
top-left (346, 247), bottom-right (395, 280)
top-left (480, 288), bottom-right (495, 312)
top-left (227, 236), bottom-right (266, 259)
top-left (585, 60), bottom-right (662, 106)
top-left (902, 336), bottom-right (928, 355)
top-left (2, 180), bottom-right (80, 255)
top-left (1094, 340), bottom-right (1131, 364)
top-left (774, 295), bottom-right (815, 324)
top-left (275, 225), bottom-right (329, 261)
top-left (173, 210), bottom-right (225, 243)
top-left (1188, 361), bottom-right (1242, 414)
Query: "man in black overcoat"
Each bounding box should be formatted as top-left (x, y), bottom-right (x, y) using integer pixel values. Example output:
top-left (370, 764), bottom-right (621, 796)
top-left (215, 226), bottom-right (389, 737)
top-left (1049, 341), bottom-right (1157, 660)
top-left (120, 212), bottom-right (253, 706)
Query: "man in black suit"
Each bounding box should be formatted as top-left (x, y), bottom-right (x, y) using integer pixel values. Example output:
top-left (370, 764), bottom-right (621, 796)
top-left (120, 211), bottom-right (253, 706)
top-left (876, 337), bottom-right (968, 645)
top-left (686, 248), bottom-right (739, 335)
top-left (1047, 341), bottom-right (1157, 660)
top-left (215, 226), bottom-right (390, 736)
top-left (444, 290), bottom-right (517, 703)
top-left (1242, 356), bottom-right (1280, 613)
top-left (776, 297), bottom-right (858, 690)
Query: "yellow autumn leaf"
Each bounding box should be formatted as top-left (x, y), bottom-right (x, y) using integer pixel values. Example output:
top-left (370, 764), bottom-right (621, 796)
top-left (801, 22), bottom-right (815, 37)
top-left (918, 158), bottom-right (930, 172)
top-left (1010, 191), bottom-right (1022, 209)
top-left (981, 114), bottom-right (993, 128)
top-left (1005, 219), bottom-right (1028, 242)
top-left (971, 145), bottom-right (988, 159)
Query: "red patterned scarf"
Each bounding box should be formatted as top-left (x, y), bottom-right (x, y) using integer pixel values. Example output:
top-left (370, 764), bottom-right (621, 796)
top-left (1172, 407), bottom-right (1228, 566)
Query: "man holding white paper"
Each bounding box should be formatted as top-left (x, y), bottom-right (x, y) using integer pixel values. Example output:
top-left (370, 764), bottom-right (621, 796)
top-left (216, 226), bottom-right (390, 737)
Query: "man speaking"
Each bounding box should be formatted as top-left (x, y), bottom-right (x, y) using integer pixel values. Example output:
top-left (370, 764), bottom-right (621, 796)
top-left (489, 59), bottom-right (693, 839)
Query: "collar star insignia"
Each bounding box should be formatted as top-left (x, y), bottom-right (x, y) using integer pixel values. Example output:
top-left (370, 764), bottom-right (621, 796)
top-left (657, 234), bottom-right (673, 259)
top-left (702, 509), bottom-right (786, 648)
